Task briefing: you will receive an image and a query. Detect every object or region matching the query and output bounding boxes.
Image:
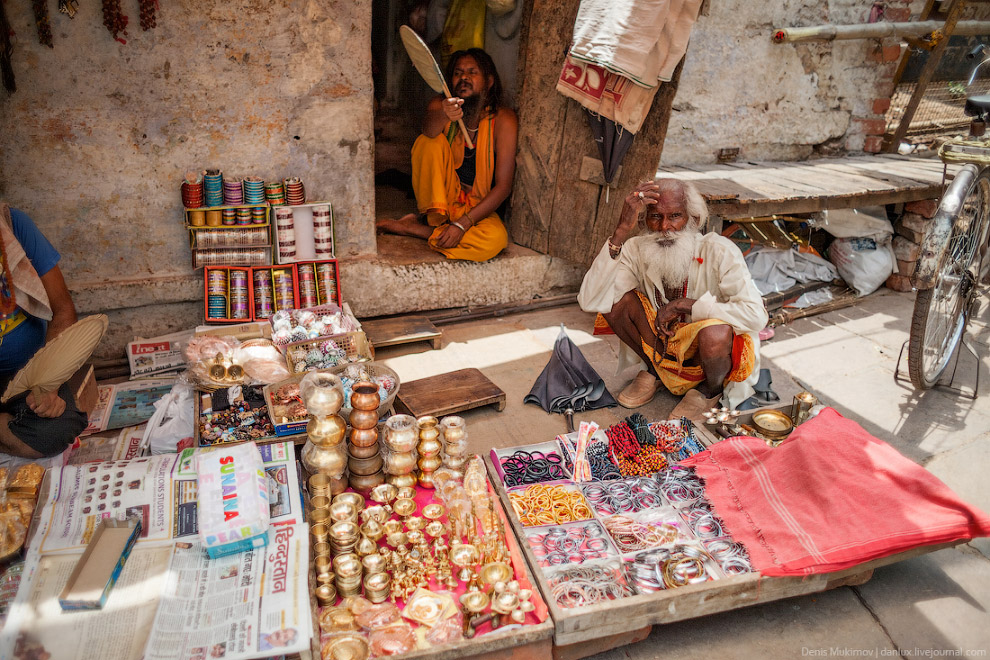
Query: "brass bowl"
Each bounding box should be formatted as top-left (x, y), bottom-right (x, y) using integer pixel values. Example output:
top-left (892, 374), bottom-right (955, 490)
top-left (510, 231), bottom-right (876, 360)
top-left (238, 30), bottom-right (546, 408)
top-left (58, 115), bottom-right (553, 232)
top-left (424, 520), bottom-right (447, 539)
top-left (405, 530), bottom-right (425, 546)
top-left (422, 503), bottom-right (445, 520)
top-left (329, 501), bottom-right (358, 523)
top-left (310, 522), bottom-right (329, 544)
top-left (362, 552), bottom-right (387, 573)
top-left (369, 483), bottom-right (398, 504)
top-left (348, 442), bottom-right (380, 459)
top-left (310, 509), bottom-right (330, 526)
top-left (334, 492), bottom-right (367, 510)
top-left (385, 531), bottom-right (408, 548)
top-left (361, 504), bottom-right (391, 525)
top-left (364, 571), bottom-right (390, 591)
top-left (309, 473), bottom-right (331, 493)
top-left (404, 516), bottom-right (427, 531)
top-left (392, 498), bottom-right (417, 518)
top-left (315, 555), bottom-right (333, 574)
top-left (347, 470), bottom-right (384, 494)
top-left (321, 633), bottom-right (369, 660)
top-left (459, 590), bottom-right (489, 613)
top-left (752, 409), bottom-right (794, 440)
top-left (492, 590), bottom-right (519, 614)
top-left (314, 541), bottom-right (331, 558)
top-left (334, 554), bottom-right (363, 578)
top-left (479, 562), bottom-right (512, 589)
top-left (311, 495), bottom-right (330, 511)
top-left (450, 543), bottom-right (479, 568)
top-left (319, 606), bottom-right (357, 633)
top-left (316, 584), bottom-right (338, 607)
top-left (349, 382), bottom-right (381, 411)
top-left (349, 427), bottom-right (379, 448)
top-left (382, 519), bottom-right (403, 536)
top-left (396, 486), bottom-right (417, 501)
top-left (330, 521), bottom-right (360, 542)
top-left (360, 519), bottom-right (385, 541)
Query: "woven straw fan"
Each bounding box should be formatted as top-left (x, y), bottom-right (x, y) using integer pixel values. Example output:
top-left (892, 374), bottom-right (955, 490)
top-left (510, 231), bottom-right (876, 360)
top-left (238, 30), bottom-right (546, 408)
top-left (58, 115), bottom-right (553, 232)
top-left (2, 314), bottom-right (109, 403)
top-left (399, 25), bottom-right (474, 149)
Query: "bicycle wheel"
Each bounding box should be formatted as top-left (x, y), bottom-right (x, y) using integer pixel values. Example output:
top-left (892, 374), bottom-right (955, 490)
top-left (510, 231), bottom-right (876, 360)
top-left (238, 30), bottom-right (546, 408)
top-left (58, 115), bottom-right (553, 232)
top-left (908, 168), bottom-right (990, 389)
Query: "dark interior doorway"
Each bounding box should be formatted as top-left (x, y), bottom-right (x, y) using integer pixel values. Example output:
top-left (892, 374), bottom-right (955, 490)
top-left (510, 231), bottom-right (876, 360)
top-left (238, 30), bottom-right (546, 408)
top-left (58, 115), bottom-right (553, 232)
top-left (371, 0), bottom-right (525, 235)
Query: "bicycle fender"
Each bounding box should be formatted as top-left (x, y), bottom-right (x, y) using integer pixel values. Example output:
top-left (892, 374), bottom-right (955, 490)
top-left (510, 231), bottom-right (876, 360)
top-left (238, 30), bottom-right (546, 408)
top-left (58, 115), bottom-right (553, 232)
top-left (913, 164), bottom-right (979, 288)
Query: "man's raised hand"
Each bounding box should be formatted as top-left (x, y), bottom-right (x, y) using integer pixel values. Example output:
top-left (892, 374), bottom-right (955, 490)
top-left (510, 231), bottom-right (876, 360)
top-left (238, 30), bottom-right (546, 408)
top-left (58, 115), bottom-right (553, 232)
top-left (442, 97), bottom-right (465, 123)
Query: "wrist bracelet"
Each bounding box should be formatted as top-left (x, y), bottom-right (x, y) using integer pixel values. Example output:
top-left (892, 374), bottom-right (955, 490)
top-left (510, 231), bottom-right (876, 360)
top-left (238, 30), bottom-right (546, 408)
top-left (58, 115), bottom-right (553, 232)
top-left (450, 220), bottom-right (468, 232)
top-left (607, 237), bottom-right (622, 258)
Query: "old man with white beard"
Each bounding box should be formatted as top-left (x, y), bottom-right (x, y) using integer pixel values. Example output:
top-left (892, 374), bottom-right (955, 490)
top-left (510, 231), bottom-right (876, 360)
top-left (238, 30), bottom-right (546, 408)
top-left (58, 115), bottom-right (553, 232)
top-left (578, 179), bottom-right (768, 418)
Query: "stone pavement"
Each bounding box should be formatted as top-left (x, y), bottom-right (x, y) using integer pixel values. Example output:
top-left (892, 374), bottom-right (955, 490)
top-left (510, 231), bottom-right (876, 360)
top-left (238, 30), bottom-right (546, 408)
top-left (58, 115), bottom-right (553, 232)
top-left (376, 288), bottom-right (990, 660)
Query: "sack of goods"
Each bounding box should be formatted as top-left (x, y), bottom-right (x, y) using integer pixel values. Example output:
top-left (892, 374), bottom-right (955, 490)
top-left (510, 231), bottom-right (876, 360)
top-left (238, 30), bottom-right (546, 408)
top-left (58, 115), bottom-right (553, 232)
top-left (195, 441), bottom-right (271, 558)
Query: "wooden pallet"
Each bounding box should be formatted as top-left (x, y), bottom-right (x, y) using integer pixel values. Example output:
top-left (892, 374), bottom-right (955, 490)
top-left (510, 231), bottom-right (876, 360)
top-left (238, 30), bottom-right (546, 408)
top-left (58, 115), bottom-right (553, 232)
top-left (395, 368), bottom-right (506, 418)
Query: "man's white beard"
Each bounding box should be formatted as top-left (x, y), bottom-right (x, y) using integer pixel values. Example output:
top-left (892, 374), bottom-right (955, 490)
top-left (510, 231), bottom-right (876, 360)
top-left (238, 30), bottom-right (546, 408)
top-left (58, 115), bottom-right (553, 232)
top-left (640, 228), bottom-right (698, 291)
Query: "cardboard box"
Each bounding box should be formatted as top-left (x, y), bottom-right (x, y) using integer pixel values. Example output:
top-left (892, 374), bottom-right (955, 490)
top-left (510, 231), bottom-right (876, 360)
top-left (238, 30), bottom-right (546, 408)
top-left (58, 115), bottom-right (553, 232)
top-left (273, 201), bottom-right (334, 263)
top-left (58, 518), bottom-right (142, 611)
top-left (294, 259), bottom-right (342, 307)
top-left (203, 266), bottom-right (255, 324)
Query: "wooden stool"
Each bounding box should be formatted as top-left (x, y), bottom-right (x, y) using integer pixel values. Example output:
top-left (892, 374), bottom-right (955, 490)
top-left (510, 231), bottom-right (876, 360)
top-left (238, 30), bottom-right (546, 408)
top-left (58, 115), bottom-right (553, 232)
top-left (395, 368), bottom-right (505, 418)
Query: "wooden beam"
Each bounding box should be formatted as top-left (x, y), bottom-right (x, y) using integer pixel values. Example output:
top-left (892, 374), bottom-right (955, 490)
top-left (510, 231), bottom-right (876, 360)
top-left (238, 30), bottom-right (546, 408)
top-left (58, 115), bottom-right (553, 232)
top-left (885, 0), bottom-right (968, 151)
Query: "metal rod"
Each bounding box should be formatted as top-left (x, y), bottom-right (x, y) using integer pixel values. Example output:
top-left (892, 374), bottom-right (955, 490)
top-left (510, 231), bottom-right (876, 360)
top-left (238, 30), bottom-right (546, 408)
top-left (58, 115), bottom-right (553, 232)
top-left (772, 19), bottom-right (990, 43)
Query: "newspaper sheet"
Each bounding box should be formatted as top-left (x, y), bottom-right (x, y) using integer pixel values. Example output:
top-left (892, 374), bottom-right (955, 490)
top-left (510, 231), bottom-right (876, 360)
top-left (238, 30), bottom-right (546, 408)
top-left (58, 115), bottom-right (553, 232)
top-left (127, 329), bottom-right (193, 378)
top-left (172, 443), bottom-right (302, 540)
top-left (0, 545), bottom-right (173, 660)
top-left (66, 425), bottom-right (149, 465)
top-left (143, 524), bottom-right (311, 660)
top-left (36, 454), bottom-right (179, 554)
top-left (82, 378), bottom-right (177, 436)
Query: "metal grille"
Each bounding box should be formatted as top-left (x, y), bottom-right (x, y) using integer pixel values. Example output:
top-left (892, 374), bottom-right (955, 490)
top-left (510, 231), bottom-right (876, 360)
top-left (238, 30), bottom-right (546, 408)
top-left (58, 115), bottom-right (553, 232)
top-left (885, 79), bottom-right (990, 142)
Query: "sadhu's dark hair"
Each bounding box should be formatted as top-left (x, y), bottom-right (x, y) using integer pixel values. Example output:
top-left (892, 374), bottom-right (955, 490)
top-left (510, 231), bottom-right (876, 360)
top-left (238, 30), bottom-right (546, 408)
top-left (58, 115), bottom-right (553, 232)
top-left (445, 48), bottom-right (503, 117)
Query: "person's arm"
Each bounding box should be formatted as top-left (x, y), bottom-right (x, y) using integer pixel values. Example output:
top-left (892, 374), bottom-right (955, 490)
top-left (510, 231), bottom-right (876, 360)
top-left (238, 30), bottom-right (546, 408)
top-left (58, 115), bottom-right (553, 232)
top-left (25, 265), bottom-right (77, 418)
top-left (41, 265), bottom-right (76, 342)
top-left (435, 107), bottom-right (519, 249)
top-left (423, 95), bottom-right (460, 138)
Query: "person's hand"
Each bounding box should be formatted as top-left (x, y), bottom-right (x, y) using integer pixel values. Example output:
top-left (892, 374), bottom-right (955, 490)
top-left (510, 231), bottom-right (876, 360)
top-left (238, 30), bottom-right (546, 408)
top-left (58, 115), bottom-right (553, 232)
top-left (612, 181), bottom-right (662, 249)
top-left (435, 223), bottom-right (465, 249)
top-left (654, 298), bottom-right (692, 338)
top-left (441, 97), bottom-right (464, 123)
top-left (27, 390), bottom-right (66, 418)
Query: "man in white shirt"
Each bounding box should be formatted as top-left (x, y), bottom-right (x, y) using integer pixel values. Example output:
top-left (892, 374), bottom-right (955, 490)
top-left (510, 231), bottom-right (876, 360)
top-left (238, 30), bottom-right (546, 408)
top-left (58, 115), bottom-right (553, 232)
top-left (577, 179), bottom-right (767, 417)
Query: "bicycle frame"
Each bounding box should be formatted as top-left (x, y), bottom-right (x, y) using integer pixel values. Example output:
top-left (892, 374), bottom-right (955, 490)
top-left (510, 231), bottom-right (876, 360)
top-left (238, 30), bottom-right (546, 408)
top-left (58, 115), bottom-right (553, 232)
top-left (913, 164), bottom-right (979, 288)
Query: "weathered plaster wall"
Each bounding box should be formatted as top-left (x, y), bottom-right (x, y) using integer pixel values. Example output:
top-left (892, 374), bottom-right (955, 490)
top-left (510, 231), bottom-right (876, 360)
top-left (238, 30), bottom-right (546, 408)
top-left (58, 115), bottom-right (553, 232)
top-left (0, 0), bottom-right (376, 347)
top-left (662, 0), bottom-right (926, 165)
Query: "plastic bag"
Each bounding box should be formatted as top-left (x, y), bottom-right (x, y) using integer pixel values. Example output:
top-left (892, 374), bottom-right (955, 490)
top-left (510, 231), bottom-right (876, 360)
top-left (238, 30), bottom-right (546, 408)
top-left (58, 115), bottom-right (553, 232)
top-left (827, 235), bottom-right (894, 296)
top-left (143, 380), bottom-right (196, 454)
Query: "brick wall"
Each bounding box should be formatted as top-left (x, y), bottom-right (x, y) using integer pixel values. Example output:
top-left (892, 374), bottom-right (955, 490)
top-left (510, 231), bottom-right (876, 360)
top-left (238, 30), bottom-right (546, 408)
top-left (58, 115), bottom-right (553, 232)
top-left (886, 198), bottom-right (938, 291)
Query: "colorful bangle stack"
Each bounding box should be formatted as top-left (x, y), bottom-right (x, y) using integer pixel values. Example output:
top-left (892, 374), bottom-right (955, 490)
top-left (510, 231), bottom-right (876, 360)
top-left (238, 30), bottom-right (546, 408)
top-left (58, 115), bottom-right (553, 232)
top-left (508, 484), bottom-right (593, 526)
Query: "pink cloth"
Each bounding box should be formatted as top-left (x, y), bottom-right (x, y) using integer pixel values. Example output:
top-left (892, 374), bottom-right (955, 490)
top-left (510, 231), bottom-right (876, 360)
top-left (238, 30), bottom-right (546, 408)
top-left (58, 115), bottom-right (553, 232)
top-left (681, 408), bottom-right (990, 576)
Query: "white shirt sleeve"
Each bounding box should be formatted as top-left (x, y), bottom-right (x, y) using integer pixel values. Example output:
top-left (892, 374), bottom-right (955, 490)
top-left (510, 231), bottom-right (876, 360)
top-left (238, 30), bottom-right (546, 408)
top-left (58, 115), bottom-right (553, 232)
top-left (577, 242), bottom-right (643, 314)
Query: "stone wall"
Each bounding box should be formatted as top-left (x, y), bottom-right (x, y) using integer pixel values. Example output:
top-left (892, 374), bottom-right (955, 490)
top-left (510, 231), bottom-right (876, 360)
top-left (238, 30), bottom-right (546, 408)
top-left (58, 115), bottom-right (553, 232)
top-left (0, 0), bottom-right (376, 357)
top-left (887, 199), bottom-right (938, 292)
top-left (662, 0), bottom-right (925, 164)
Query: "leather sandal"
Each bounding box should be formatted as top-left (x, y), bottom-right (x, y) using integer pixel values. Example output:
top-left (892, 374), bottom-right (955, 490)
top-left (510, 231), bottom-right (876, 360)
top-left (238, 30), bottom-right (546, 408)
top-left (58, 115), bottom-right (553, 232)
top-left (668, 389), bottom-right (723, 420)
top-left (617, 371), bottom-right (661, 408)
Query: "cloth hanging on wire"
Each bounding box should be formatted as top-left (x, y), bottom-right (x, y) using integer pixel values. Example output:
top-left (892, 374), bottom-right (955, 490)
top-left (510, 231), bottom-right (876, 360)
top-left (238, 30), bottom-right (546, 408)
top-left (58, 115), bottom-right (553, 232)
top-left (525, 325), bottom-right (617, 413)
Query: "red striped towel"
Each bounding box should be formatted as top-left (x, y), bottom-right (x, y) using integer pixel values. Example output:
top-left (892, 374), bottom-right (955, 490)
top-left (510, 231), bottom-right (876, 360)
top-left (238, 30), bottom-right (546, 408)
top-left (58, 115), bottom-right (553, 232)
top-left (681, 407), bottom-right (990, 576)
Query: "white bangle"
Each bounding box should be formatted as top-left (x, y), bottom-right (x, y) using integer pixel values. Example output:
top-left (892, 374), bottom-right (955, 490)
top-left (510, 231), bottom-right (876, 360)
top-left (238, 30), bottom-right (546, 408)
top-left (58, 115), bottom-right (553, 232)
top-left (451, 220), bottom-right (468, 232)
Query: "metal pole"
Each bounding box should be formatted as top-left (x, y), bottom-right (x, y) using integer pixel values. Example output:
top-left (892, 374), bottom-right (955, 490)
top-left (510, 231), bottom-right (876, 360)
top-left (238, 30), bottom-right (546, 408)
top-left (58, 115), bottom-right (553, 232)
top-left (772, 19), bottom-right (990, 43)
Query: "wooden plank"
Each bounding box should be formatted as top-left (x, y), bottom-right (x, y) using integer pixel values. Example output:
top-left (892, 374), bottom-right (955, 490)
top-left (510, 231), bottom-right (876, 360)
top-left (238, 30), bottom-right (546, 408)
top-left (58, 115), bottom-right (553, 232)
top-left (552, 626), bottom-right (652, 660)
top-left (810, 162), bottom-right (930, 191)
top-left (363, 315), bottom-right (442, 351)
top-left (395, 368), bottom-right (506, 417)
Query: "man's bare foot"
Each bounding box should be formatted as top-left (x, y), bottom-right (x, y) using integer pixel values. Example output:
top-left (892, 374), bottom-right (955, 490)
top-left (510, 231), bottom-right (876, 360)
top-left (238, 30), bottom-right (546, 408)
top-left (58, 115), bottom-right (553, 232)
top-left (375, 213), bottom-right (420, 235)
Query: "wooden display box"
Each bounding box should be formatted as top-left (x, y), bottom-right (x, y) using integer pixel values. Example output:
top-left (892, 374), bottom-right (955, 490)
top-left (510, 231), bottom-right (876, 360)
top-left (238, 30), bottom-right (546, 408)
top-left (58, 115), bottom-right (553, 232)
top-left (203, 266), bottom-right (255, 324)
top-left (273, 201), bottom-right (335, 263)
top-left (251, 264), bottom-right (300, 320)
top-left (484, 454), bottom-right (964, 650)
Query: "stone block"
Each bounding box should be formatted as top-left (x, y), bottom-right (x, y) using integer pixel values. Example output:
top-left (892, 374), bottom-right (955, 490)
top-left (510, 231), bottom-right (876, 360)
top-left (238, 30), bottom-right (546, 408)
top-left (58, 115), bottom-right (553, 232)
top-left (864, 136), bottom-right (884, 153)
top-left (884, 7), bottom-right (911, 21)
top-left (895, 258), bottom-right (917, 277)
top-left (885, 273), bottom-right (914, 292)
top-left (893, 235), bottom-right (921, 261)
top-left (899, 211), bottom-right (931, 233)
top-left (896, 224), bottom-right (924, 244)
top-left (904, 199), bottom-right (938, 218)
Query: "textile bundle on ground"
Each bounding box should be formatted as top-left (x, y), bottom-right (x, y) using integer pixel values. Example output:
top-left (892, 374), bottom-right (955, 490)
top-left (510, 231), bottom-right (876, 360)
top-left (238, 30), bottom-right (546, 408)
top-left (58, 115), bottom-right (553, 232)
top-left (681, 408), bottom-right (990, 576)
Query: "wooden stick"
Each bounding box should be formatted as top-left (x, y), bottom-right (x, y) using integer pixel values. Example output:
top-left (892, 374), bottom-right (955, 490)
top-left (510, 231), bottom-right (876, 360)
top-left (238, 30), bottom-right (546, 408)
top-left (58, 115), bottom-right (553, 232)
top-left (439, 77), bottom-right (475, 150)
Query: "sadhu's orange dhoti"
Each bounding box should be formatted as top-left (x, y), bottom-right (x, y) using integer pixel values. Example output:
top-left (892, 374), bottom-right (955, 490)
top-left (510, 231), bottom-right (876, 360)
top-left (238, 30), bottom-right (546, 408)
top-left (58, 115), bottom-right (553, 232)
top-left (410, 114), bottom-right (508, 262)
top-left (598, 291), bottom-right (756, 396)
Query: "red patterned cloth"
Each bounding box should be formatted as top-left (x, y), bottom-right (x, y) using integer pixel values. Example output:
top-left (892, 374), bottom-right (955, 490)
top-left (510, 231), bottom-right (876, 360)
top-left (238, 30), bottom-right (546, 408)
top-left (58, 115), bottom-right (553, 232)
top-left (681, 408), bottom-right (990, 576)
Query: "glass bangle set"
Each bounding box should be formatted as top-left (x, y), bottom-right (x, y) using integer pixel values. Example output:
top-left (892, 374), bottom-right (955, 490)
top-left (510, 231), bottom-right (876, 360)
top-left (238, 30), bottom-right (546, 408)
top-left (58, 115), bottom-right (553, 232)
top-left (495, 429), bottom-right (754, 611)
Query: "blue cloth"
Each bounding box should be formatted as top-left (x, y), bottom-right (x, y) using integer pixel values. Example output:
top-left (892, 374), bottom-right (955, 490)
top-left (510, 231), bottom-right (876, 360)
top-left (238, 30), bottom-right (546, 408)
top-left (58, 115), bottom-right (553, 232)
top-left (0, 208), bottom-right (61, 376)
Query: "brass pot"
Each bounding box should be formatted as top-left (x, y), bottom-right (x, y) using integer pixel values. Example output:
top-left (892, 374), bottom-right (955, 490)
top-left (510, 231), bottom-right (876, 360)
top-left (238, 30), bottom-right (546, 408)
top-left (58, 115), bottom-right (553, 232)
top-left (299, 372), bottom-right (345, 416)
top-left (417, 437), bottom-right (442, 456)
top-left (347, 470), bottom-right (384, 494)
top-left (349, 407), bottom-right (379, 431)
top-left (418, 471), bottom-right (435, 488)
top-left (384, 450), bottom-right (417, 475)
top-left (388, 470), bottom-right (419, 488)
top-left (349, 427), bottom-right (379, 448)
top-left (384, 415), bottom-right (419, 452)
top-left (418, 454), bottom-right (442, 472)
top-left (348, 453), bottom-right (383, 476)
top-left (330, 474), bottom-right (349, 496)
top-left (349, 382), bottom-right (381, 411)
top-left (348, 442), bottom-right (379, 459)
top-left (302, 442), bottom-right (347, 476)
top-left (440, 416), bottom-right (467, 443)
top-left (307, 415), bottom-right (346, 446)
top-left (417, 416), bottom-right (440, 440)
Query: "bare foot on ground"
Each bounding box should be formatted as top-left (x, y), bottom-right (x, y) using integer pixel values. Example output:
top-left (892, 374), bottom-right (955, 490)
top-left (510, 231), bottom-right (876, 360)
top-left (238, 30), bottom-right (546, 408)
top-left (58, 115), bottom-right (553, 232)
top-left (375, 213), bottom-right (434, 240)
